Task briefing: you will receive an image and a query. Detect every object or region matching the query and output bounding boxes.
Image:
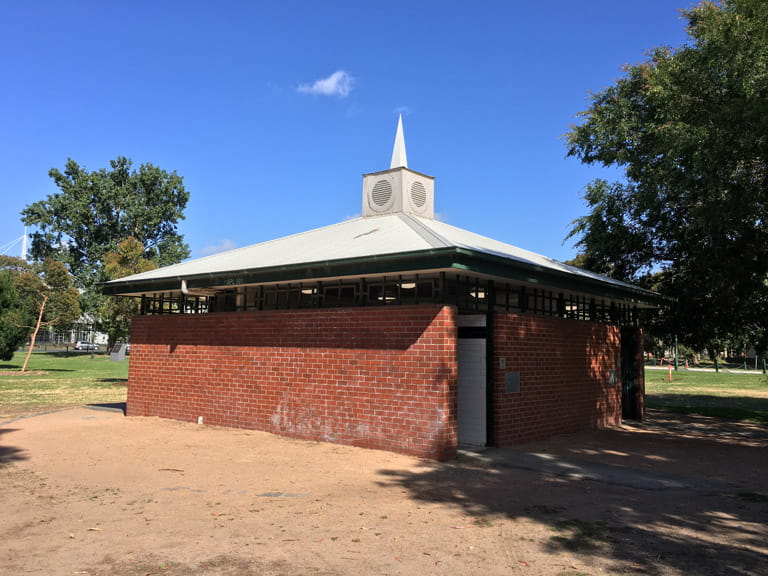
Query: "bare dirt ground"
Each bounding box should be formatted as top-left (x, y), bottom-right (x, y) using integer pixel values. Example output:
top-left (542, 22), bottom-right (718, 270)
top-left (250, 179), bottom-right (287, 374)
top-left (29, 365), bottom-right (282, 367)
top-left (1, 408), bottom-right (766, 576)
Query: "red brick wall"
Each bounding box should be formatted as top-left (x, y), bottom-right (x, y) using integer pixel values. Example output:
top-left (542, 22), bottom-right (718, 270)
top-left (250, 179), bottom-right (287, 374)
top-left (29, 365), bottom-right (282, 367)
top-left (127, 304), bottom-right (458, 459)
top-left (128, 303), bottom-right (635, 458)
top-left (492, 312), bottom-right (622, 444)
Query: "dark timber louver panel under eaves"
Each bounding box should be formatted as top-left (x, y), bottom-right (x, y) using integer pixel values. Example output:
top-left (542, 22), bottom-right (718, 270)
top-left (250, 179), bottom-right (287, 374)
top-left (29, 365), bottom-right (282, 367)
top-left (131, 272), bottom-right (646, 327)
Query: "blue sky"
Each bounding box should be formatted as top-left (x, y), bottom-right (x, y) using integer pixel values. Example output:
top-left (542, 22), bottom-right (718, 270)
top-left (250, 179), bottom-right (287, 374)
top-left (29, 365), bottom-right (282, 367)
top-left (1, 1), bottom-right (692, 263)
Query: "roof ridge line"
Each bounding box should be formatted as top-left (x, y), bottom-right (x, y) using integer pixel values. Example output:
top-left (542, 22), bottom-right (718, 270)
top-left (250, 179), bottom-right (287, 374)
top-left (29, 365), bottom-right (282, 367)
top-left (397, 213), bottom-right (451, 249)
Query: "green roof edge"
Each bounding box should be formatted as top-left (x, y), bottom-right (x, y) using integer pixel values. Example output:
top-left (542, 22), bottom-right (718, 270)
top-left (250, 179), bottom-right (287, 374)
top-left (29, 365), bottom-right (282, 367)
top-left (100, 246), bottom-right (662, 307)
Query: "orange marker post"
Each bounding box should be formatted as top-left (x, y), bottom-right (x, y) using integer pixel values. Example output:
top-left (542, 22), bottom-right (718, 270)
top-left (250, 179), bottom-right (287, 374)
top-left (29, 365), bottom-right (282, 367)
top-left (667, 363), bottom-right (673, 382)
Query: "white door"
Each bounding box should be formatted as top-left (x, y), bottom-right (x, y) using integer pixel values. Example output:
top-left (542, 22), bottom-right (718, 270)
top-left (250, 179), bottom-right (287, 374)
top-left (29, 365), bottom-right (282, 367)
top-left (457, 315), bottom-right (486, 446)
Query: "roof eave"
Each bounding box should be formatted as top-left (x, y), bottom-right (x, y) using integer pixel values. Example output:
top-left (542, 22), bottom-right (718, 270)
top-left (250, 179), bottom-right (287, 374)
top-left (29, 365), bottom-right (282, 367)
top-left (100, 248), bottom-right (460, 296)
top-left (101, 246), bottom-right (662, 307)
top-left (450, 248), bottom-right (661, 307)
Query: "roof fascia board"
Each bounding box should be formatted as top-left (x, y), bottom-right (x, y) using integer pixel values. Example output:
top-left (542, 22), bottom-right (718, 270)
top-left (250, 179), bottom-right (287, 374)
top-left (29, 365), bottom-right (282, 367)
top-left (101, 246), bottom-right (660, 306)
top-left (451, 249), bottom-right (660, 305)
top-left (100, 249), bottom-right (460, 295)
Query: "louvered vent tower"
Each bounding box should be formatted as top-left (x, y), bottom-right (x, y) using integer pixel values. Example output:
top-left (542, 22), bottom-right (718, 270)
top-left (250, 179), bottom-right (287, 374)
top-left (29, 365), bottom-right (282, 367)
top-left (362, 115), bottom-right (435, 218)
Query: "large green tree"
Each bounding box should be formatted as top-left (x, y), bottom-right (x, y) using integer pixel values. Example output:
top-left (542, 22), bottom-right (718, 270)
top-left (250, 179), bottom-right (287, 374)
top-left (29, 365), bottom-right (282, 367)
top-left (0, 267), bottom-right (31, 361)
top-left (99, 237), bottom-right (157, 349)
top-left (0, 256), bottom-right (81, 368)
top-left (21, 157), bottom-right (190, 312)
top-left (566, 0), bottom-right (768, 355)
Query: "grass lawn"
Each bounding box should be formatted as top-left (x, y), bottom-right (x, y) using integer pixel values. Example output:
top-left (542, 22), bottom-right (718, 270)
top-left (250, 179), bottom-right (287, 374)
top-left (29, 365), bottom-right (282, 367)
top-left (3, 349), bottom-right (767, 425)
top-left (0, 349), bottom-right (128, 420)
top-left (645, 368), bottom-right (768, 424)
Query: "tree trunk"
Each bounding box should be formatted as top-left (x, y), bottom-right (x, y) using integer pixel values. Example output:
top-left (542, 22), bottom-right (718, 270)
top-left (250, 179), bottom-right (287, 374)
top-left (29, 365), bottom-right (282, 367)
top-left (21, 293), bottom-right (48, 373)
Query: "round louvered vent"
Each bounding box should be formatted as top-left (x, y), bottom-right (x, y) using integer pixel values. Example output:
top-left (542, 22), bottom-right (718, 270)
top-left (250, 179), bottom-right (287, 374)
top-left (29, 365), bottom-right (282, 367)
top-left (371, 180), bottom-right (393, 208)
top-left (410, 181), bottom-right (427, 208)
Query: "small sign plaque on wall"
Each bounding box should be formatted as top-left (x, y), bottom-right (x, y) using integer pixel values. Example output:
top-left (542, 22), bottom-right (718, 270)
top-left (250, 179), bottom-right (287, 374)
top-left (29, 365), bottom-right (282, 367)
top-left (505, 371), bottom-right (520, 393)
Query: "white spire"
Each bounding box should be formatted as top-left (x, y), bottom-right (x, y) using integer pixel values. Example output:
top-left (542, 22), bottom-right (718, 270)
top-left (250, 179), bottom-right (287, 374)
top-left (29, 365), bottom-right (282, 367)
top-left (21, 226), bottom-right (27, 260)
top-left (389, 114), bottom-right (408, 169)
top-left (362, 115), bottom-right (434, 218)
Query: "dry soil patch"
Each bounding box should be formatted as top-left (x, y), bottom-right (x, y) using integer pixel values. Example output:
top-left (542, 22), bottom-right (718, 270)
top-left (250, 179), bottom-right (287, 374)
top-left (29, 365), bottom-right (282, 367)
top-left (1, 408), bottom-right (766, 575)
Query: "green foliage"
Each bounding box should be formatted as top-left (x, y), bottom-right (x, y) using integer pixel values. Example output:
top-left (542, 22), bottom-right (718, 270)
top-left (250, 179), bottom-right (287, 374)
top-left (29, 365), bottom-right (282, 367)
top-left (566, 0), bottom-right (768, 353)
top-left (99, 237), bottom-right (158, 348)
top-left (20, 156), bottom-right (190, 311)
top-left (565, 180), bottom-right (652, 280)
top-left (0, 269), bottom-right (31, 361)
top-left (0, 256), bottom-right (82, 364)
top-left (12, 258), bottom-right (82, 329)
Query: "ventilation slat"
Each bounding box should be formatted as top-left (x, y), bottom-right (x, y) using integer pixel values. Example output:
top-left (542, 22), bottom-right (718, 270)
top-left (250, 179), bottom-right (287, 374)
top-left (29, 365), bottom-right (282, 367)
top-left (410, 181), bottom-right (427, 208)
top-left (371, 180), bottom-right (393, 209)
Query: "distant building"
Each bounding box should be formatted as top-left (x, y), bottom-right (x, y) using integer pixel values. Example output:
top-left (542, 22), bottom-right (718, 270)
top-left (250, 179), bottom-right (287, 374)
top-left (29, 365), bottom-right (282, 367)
top-left (103, 118), bottom-right (657, 459)
top-left (32, 314), bottom-right (107, 348)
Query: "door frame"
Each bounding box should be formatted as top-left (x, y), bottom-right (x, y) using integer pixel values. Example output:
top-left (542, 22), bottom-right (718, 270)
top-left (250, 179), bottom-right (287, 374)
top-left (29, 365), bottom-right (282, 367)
top-left (456, 311), bottom-right (494, 446)
top-left (620, 326), bottom-right (640, 419)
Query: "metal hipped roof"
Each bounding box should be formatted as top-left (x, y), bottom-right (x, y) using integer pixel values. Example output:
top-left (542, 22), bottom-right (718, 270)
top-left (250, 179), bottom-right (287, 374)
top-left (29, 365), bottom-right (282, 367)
top-left (102, 212), bottom-right (659, 306)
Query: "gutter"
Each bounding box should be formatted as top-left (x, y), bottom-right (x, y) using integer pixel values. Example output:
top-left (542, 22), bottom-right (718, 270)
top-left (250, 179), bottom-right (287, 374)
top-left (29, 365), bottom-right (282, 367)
top-left (100, 247), bottom-right (663, 307)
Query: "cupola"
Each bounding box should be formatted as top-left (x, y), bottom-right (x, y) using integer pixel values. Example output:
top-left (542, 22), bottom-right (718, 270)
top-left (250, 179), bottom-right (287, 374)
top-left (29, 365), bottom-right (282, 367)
top-left (362, 115), bottom-right (435, 218)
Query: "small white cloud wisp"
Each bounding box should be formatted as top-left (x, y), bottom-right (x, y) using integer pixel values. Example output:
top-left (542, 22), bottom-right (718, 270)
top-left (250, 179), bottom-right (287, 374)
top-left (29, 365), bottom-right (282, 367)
top-left (298, 70), bottom-right (354, 98)
top-left (201, 238), bottom-right (237, 256)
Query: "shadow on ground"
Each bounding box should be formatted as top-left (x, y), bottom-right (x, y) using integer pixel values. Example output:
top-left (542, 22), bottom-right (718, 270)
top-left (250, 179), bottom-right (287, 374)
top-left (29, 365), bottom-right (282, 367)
top-left (97, 378), bottom-right (128, 385)
top-left (0, 428), bottom-right (27, 464)
top-left (86, 402), bottom-right (126, 414)
top-left (377, 414), bottom-right (768, 575)
top-left (0, 366), bottom-right (74, 373)
top-left (647, 393), bottom-right (768, 424)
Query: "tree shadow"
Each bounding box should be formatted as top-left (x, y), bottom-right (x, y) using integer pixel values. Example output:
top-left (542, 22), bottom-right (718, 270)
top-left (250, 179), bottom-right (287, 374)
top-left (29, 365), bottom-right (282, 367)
top-left (647, 393), bottom-right (768, 424)
top-left (0, 428), bottom-right (28, 465)
top-left (97, 378), bottom-right (128, 385)
top-left (376, 417), bottom-right (768, 575)
top-left (0, 368), bottom-right (74, 373)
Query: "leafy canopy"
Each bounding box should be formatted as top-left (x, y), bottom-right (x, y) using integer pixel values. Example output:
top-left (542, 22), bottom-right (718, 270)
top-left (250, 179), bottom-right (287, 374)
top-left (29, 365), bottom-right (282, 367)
top-left (566, 0), bottom-right (768, 353)
top-left (0, 267), bottom-right (31, 362)
top-left (21, 156), bottom-right (190, 297)
top-left (0, 256), bottom-right (81, 364)
top-left (99, 237), bottom-right (158, 348)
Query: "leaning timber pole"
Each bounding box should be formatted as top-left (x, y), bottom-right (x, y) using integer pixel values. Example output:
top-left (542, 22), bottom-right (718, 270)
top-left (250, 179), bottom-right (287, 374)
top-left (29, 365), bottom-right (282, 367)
top-left (21, 293), bottom-right (48, 373)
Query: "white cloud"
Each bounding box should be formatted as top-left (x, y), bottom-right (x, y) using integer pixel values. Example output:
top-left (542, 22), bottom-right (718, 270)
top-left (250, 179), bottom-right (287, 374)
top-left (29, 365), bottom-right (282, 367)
top-left (298, 70), bottom-right (354, 98)
top-left (201, 238), bottom-right (237, 256)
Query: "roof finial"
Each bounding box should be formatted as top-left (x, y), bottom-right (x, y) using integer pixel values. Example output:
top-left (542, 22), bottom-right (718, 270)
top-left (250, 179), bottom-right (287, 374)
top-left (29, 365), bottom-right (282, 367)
top-left (390, 114), bottom-right (408, 169)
